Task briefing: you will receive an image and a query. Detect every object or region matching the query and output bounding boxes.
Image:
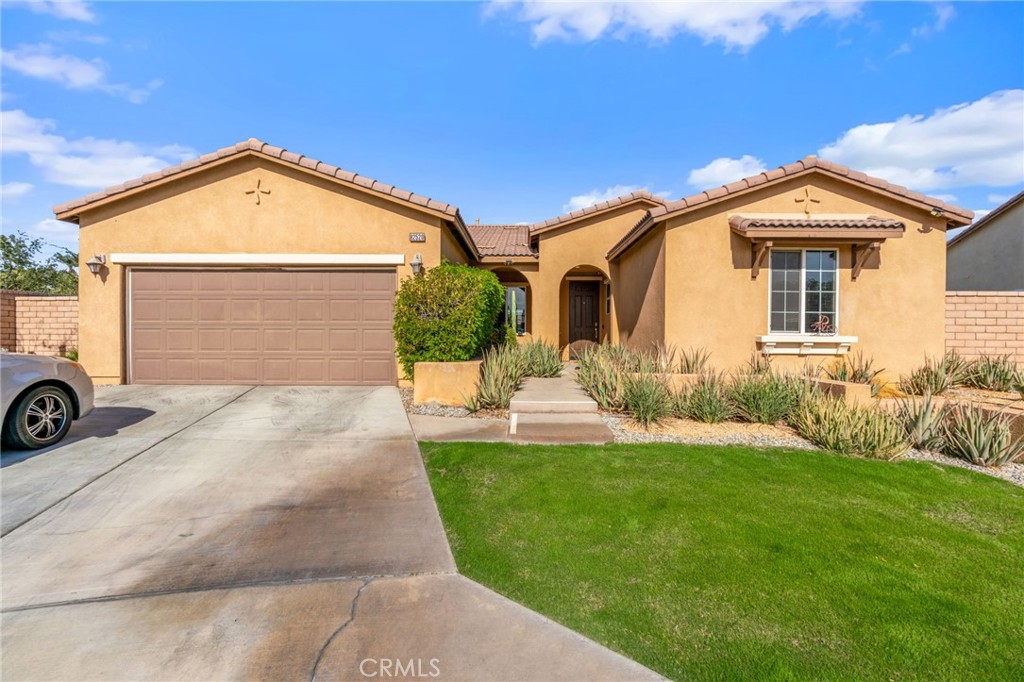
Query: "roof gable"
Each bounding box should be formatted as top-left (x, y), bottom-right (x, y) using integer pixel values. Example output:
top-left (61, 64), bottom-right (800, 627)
top-left (947, 189), bottom-right (1024, 249)
top-left (608, 156), bottom-right (974, 259)
top-left (529, 191), bottom-right (667, 235)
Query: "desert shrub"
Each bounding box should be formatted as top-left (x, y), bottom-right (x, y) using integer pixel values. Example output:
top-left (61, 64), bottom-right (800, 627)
top-left (965, 355), bottom-right (1022, 393)
top-left (393, 262), bottom-right (503, 378)
top-left (943, 404), bottom-right (1024, 467)
top-left (520, 339), bottom-right (563, 378)
top-left (621, 372), bottom-right (672, 427)
top-left (895, 393), bottom-right (948, 451)
top-left (822, 351), bottom-right (885, 397)
top-left (674, 372), bottom-right (734, 423)
top-left (746, 350), bottom-right (773, 375)
top-left (575, 347), bottom-right (623, 410)
top-left (503, 324), bottom-right (518, 348)
top-left (678, 347), bottom-right (711, 374)
top-left (729, 373), bottom-right (803, 424)
top-left (792, 395), bottom-right (910, 460)
top-left (899, 351), bottom-right (969, 396)
top-left (476, 344), bottom-right (527, 410)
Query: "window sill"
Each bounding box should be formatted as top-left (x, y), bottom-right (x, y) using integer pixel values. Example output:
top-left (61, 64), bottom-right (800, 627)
top-left (756, 334), bottom-right (858, 356)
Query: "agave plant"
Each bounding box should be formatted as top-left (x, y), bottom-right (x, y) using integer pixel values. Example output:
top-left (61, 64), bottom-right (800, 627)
top-left (943, 403), bottom-right (1024, 467)
top-left (791, 394), bottom-right (910, 460)
top-left (475, 344), bottom-right (526, 409)
top-left (621, 371), bottom-right (672, 428)
top-left (729, 372), bottom-right (803, 424)
top-left (675, 372), bottom-right (734, 423)
top-left (899, 351), bottom-right (969, 396)
top-left (575, 346), bottom-right (622, 410)
top-left (678, 347), bottom-right (711, 374)
top-left (822, 351), bottom-right (885, 396)
top-left (746, 350), bottom-right (773, 376)
top-left (894, 393), bottom-right (948, 451)
top-left (520, 339), bottom-right (563, 378)
top-left (965, 355), bottom-right (1022, 393)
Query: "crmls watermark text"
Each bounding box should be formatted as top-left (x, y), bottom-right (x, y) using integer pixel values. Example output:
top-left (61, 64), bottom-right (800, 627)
top-left (359, 658), bottom-right (440, 678)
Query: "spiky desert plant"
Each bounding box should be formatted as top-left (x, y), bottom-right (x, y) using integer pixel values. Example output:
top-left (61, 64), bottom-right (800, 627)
top-left (791, 394), bottom-right (910, 460)
top-left (520, 339), bottom-right (563, 378)
top-left (675, 372), bottom-right (734, 423)
top-left (746, 350), bottom-right (773, 375)
top-left (943, 403), bottom-right (1024, 467)
top-left (899, 351), bottom-right (969, 396)
top-left (729, 372), bottom-right (803, 424)
top-left (621, 371), bottom-right (672, 428)
top-left (895, 393), bottom-right (948, 451)
top-left (822, 351), bottom-right (885, 397)
top-left (475, 344), bottom-right (526, 409)
top-left (575, 346), bottom-right (622, 410)
top-left (678, 347), bottom-right (711, 374)
top-left (965, 355), bottom-right (1022, 393)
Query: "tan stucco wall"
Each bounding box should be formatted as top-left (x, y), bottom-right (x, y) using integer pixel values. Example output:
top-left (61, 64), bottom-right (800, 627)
top-left (76, 156), bottom-right (461, 384)
top-left (612, 223), bottom-right (665, 350)
top-left (947, 201), bottom-right (1024, 291)
top-left (658, 174), bottom-right (948, 380)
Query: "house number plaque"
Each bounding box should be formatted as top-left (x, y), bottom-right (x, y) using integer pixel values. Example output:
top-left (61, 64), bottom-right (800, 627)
top-left (409, 233), bottom-right (427, 243)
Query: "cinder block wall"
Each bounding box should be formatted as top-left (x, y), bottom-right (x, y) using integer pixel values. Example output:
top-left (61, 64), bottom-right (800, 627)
top-left (945, 292), bottom-right (1024, 364)
top-left (0, 291), bottom-right (79, 356)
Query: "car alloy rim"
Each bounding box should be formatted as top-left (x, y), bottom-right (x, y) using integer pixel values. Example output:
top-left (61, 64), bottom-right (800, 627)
top-left (24, 393), bottom-right (68, 442)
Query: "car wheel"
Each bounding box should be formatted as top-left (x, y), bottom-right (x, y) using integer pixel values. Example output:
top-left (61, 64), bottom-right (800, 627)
top-left (3, 386), bottom-right (74, 450)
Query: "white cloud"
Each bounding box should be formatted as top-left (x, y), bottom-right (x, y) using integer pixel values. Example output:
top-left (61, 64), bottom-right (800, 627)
top-left (1, 108), bottom-right (195, 189)
top-left (987, 193), bottom-right (1014, 205)
top-left (818, 89), bottom-right (1024, 190)
top-left (487, 1), bottom-right (862, 50)
top-left (931, 193), bottom-right (958, 203)
top-left (563, 184), bottom-right (647, 213)
top-left (45, 30), bottom-right (108, 45)
top-left (1, 44), bottom-right (162, 103)
top-left (6, 0), bottom-right (95, 22)
top-left (33, 217), bottom-right (78, 240)
top-left (1, 181), bottom-right (34, 200)
top-left (686, 155), bottom-right (768, 189)
top-left (912, 3), bottom-right (955, 39)
top-left (890, 42), bottom-right (911, 57)
top-left (971, 209), bottom-right (991, 222)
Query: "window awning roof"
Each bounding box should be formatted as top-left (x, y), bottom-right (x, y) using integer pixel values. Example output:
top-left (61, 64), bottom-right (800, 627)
top-left (729, 214), bottom-right (905, 240)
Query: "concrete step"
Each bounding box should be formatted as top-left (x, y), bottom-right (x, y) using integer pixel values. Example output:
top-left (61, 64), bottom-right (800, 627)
top-left (509, 375), bottom-right (597, 414)
top-left (508, 413), bottom-right (613, 445)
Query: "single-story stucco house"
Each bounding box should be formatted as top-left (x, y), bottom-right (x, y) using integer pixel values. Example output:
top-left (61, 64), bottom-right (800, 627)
top-left (54, 139), bottom-right (972, 386)
top-left (947, 189), bottom-right (1023, 291)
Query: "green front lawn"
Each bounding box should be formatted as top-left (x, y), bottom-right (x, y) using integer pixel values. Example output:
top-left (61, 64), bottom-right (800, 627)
top-left (422, 442), bottom-right (1024, 681)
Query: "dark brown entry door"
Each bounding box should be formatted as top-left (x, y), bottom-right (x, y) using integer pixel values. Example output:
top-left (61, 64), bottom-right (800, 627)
top-left (569, 281), bottom-right (600, 343)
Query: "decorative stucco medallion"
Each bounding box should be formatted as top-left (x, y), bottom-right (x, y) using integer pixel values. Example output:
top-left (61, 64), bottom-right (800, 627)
top-left (245, 178), bottom-right (271, 205)
top-left (795, 187), bottom-right (821, 215)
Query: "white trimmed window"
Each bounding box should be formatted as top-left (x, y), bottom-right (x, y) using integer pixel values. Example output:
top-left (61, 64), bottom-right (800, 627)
top-left (769, 249), bottom-right (838, 334)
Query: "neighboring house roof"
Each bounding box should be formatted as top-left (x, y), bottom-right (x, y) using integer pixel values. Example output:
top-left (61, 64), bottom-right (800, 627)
top-left (608, 156), bottom-right (974, 259)
top-left (528, 191), bottom-right (668, 235)
top-left (53, 137), bottom-right (482, 260)
top-left (467, 224), bottom-right (537, 258)
top-left (946, 189), bottom-right (1024, 249)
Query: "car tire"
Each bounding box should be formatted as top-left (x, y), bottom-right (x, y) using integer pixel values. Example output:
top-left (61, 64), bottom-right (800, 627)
top-left (2, 385), bottom-right (74, 450)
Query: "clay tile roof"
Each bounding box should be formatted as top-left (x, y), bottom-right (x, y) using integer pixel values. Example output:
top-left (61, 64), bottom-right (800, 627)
top-left (729, 215), bottom-right (904, 230)
top-left (527, 189), bottom-right (668, 235)
top-left (52, 137), bottom-right (462, 222)
top-left (466, 224), bottom-right (537, 258)
top-left (608, 155), bottom-right (974, 259)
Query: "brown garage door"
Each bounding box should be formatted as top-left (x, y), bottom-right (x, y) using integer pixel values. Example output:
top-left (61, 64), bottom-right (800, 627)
top-left (129, 269), bottom-right (396, 385)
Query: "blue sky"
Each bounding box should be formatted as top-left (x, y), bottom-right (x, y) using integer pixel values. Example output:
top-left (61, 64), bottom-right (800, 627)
top-left (2, 1), bottom-right (1022, 256)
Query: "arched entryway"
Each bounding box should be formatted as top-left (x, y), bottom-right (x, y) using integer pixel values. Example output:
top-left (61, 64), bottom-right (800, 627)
top-left (559, 264), bottom-right (609, 352)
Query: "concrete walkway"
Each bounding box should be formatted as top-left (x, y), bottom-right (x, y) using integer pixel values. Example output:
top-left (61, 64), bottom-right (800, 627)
top-left (1, 385), bottom-right (658, 681)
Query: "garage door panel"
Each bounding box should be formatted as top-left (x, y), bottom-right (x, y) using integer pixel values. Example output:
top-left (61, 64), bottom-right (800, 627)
top-left (131, 269), bottom-right (396, 385)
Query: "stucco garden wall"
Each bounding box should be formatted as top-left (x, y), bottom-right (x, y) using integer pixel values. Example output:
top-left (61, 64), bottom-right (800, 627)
top-left (0, 291), bottom-right (79, 356)
top-left (945, 292), bottom-right (1024, 364)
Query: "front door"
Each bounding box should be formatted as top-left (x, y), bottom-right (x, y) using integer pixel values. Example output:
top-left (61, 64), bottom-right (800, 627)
top-left (569, 281), bottom-right (600, 343)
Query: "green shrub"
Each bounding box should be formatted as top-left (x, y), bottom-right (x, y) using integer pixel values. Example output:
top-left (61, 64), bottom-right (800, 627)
top-left (678, 347), bottom-right (710, 374)
top-left (675, 372), bottom-right (733, 423)
top-left (895, 393), bottom-right (948, 451)
top-left (622, 372), bottom-right (672, 427)
top-left (503, 324), bottom-right (518, 348)
top-left (746, 350), bottom-right (773, 375)
top-left (393, 262), bottom-right (504, 378)
top-left (729, 373), bottom-right (802, 424)
top-left (520, 339), bottom-right (563, 378)
top-left (899, 351), bottom-right (969, 396)
top-left (792, 395), bottom-right (910, 460)
top-left (63, 348), bottom-right (79, 362)
top-left (965, 355), bottom-right (1022, 392)
top-left (943, 404), bottom-right (1024, 467)
top-left (476, 344), bottom-right (527, 410)
top-left (575, 346), bottom-right (622, 410)
top-left (822, 351), bottom-right (884, 397)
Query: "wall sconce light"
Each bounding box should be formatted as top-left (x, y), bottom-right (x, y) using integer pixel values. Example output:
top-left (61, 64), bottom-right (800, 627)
top-left (86, 254), bottom-right (106, 276)
top-left (411, 252), bottom-right (423, 276)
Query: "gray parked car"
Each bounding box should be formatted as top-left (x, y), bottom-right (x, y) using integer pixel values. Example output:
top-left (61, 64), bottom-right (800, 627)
top-left (1, 353), bottom-right (95, 450)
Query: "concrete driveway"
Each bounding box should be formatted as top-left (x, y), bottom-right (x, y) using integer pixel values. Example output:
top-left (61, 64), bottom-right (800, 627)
top-left (1, 386), bottom-right (659, 681)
